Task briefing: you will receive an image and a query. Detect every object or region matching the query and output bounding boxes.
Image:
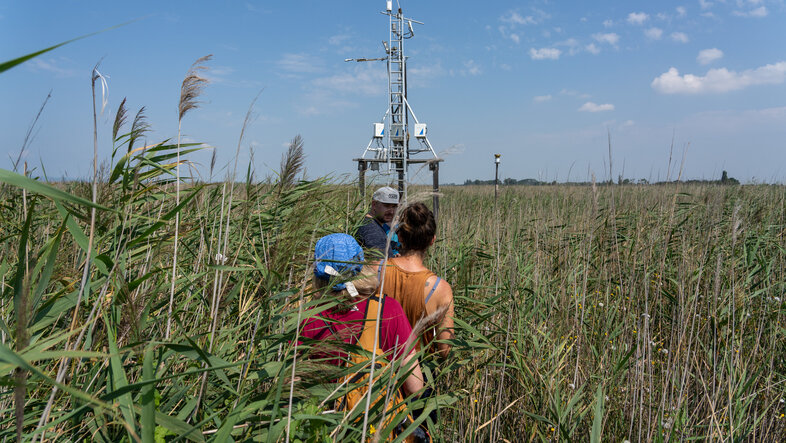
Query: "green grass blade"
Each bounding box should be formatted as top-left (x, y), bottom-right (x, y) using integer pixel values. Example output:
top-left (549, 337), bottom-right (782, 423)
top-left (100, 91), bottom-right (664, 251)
top-left (141, 344), bottom-right (156, 443)
top-left (590, 384), bottom-right (604, 443)
top-left (106, 314), bottom-right (139, 440)
top-left (31, 217), bottom-right (68, 312)
top-left (0, 22), bottom-right (132, 74)
top-left (0, 169), bottom-right (115, 212)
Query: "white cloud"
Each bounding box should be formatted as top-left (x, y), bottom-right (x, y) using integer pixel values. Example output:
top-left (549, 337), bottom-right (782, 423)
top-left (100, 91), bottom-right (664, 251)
top-left (579, 102), bottom-right (615, 112)
top-left (699, 0), bottom-right (713, 10)
top-left (603, 19), bottom-right (614, 27)
top-left (312, 64), bottom-right (386, 96)
top-left (501, 11), bottom-right (536, 25)
top-left (533, 94), bottom-right (552, 102)
top-left (328, 34), bottom-right (351, 46)
top-left (627, 12), bottom-right (649, 25)
top-left (651, 62), bottom-right (786, 94)
top-left (203, 66), bottom-right (236, 84)
top-left (559, 38), bottom-right (579, 47)
top-left (697, 48), bottom-right (724, 65)
top-left (462, 60), bottom-right (482, 76)
top-left (28, 58), bottom-right (77, 77)
top-left (733, 6), bottom-right (768, 17)
top-left (277, 53), bottom-right (322, 74)
top-left (561, 89), bottom-right (592, 99)
top-left (498, 24), bottom-right (522, 44)
top-left (408, 63), bottom-right (444, 79)
top-left (676, 6), bottom-right (688, 17)
top-left (645, 27), bottom-right (664, 40)
top-left (498, 8), bottom-right (550, 44)
top-left (671, 32), bottom-right (690, 43)
top-left (529, 47), bottom-right (561, 60)
top-left (593, 33), bottom-right (620, 46)
top-left (244, 3), bottom-right (268, 13)
top-left (556, 38), bottom-right (582, 56)
top-left (586, 43), bottom-right (601, 55)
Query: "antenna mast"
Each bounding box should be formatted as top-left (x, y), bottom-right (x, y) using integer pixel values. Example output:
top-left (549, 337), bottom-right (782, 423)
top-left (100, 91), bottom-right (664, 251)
top-left (350, 1), bottom-right (442, 213)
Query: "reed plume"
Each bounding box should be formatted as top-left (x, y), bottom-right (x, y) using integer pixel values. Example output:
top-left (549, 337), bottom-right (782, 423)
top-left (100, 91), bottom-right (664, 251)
top-left (178, 55), bottom-right (212, 121)
top-left (112, 97), bottom-right (127, 142)
top-left (128, 106), bottom-right (150, 153)
top-left (279, 134), bottom-right (305, 190)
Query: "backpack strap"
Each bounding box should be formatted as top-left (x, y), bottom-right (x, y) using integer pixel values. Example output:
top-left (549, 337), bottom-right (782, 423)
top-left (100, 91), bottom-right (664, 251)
top-left (357, 295), bottom-right (384, 352)
top-left (424, 277), bottom-right (441, 305)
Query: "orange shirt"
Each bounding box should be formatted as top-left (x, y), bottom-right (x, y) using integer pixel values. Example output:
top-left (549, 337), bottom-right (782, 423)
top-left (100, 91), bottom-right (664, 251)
top-left (379, 258), bottom-right (437, 350)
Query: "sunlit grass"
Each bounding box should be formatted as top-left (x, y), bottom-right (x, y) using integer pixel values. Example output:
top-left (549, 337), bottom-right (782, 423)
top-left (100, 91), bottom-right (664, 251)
top-left (1, 48), bottom-right (784, 442)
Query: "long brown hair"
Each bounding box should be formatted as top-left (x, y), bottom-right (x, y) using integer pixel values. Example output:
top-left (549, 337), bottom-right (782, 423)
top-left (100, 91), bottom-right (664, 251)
top-left (397, 202), bottom-right (436, 253)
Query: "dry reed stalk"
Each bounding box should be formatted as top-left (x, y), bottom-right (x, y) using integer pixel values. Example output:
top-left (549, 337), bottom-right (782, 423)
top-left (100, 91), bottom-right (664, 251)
top-left (285, 229), bottom-right (319, 442)
top-left (34, 66), bottom-right (106, 440)
top-left (196, 93), bottom-right (259, 416)
top-left (166, 54), bottom-right (211, 340)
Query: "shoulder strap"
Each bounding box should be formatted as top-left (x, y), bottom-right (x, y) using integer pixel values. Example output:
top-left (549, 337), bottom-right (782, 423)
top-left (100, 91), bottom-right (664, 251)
top-left (357, 296), bottom-right (384, 352)
top-left (424, 277), bottom-right (441, 306)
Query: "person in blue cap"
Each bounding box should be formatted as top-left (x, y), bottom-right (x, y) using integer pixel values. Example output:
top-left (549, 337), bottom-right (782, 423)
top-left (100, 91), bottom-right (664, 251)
top-left (300, 233), bottom-right (423, 395)
top-left (356, 186), bottom-right (402, 257)
top-left (299, 233), bottom-right (432, 441)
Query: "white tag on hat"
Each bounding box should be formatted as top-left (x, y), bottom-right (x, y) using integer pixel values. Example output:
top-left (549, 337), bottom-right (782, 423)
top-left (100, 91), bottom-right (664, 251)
top-left (324, 265), bottom-right (359, 297)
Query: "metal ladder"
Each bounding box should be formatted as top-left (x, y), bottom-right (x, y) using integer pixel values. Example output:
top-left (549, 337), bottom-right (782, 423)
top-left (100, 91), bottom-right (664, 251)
top-left (388, 13), bottom-right (407, 184)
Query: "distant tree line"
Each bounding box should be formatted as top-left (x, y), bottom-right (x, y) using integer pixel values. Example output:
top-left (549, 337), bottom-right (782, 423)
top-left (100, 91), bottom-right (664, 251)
top-left (461, 170), bottom-right (740, 186)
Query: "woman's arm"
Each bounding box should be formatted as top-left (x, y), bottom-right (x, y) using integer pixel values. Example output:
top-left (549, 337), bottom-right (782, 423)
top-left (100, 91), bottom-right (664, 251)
top-left (400, 349), bottom-right (424, 396)
top-left (426, 277), bottom-right (455, 359)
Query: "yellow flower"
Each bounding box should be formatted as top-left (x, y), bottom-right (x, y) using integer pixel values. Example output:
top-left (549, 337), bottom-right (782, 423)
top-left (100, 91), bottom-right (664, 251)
top-left (369, 424), bottom-right (376, 434)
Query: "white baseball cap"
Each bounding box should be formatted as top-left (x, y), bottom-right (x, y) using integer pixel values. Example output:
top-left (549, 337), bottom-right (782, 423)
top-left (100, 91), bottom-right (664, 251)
top-left (372, 186), bottom-right (399, 204)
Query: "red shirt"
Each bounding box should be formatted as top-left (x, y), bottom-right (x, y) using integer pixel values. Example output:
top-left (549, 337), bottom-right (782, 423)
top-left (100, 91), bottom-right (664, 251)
top-left (299, 297), bottom-right (413, 366)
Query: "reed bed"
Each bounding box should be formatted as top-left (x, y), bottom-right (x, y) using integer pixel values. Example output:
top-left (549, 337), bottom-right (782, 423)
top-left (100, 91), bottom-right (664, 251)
top-left (434, 183), bottom-right (786, 441)
top-left (2, 155), bottom-right (785, 441)
top-left (1, 48), bottom-right (784, 442)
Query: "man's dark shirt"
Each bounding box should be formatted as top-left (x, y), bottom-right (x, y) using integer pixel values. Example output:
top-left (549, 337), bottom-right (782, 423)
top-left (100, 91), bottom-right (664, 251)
top-left (356, 215), bottom-right (400, 257)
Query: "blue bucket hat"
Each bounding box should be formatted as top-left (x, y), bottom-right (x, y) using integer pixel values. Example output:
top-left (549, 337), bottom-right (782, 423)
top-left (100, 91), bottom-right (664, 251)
top-left (314, 233), bottom-right (364, 292)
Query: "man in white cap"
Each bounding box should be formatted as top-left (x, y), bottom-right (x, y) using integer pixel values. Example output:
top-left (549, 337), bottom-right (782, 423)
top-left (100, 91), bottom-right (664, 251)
top-left (356, 186), bottom-right (401, 257)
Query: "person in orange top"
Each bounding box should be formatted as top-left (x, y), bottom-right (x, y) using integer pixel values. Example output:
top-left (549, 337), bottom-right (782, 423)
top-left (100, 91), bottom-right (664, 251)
top-left (380, 202), bottom-right (454, 359)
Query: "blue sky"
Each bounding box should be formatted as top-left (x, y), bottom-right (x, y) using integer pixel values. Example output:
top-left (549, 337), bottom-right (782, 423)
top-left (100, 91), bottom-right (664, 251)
top-left (1, 0), bottom-right (785, 184)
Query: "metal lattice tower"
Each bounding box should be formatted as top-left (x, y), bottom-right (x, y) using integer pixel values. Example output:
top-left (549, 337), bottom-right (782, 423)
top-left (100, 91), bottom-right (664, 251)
top-left (350, 2), bottom-right (442, 215)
